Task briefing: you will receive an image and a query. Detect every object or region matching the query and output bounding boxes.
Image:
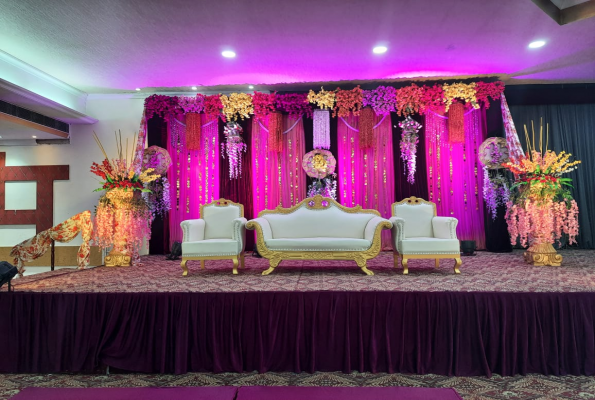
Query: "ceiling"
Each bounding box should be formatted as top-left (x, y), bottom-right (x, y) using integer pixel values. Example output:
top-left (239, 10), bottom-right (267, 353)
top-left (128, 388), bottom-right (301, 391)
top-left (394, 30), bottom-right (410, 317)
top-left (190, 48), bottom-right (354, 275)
top-left (0, 0), bottom-right (594, 94)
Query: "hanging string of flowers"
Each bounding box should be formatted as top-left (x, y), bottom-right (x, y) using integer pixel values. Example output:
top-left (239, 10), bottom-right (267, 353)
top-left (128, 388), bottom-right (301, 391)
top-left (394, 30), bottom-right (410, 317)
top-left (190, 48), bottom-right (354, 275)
top-left (448, 102), bottom-right (466, 143)
top-left (220, 93), bottom-right (254, 121)
top-left (362, 86), bottom-right (397, 115)
top-left (359, 107), bottom-right (375, 148)
top-left (307, 87), bottom-right (336, 110)
top-left (221, 122), bottom-right (247, 179)
top-left (252, 92), bottom-right (277, 121)
top-left (399, 117), bottom-right (422, 184)
top-left (313, 109), bottom-right (331, 149)
top-left (267, 112), bottom-right (283, 153)
top-left (333, 86), bottom-right (363, 117)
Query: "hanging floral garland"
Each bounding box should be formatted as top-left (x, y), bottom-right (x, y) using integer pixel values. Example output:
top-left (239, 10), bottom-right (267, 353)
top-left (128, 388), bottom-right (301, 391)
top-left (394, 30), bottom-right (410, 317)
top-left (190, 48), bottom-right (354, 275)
top-left (448, 101), bottom-right (466, 143)
top-left (420, 84), bottom-right (445, 114)
top-left (178, 95), bottom-right (206, 150)
top-left (252, 92), bottom-right (277, 121)
top-left (399, 117), bottom-right (422, 184)
top-left (221, 122), bottom-right (247, 179)
top-left (333, 86), bottom-right (363, 117)
top-left (267, 112), bottom-right (283, 153)
top-left (362, 86), bottom-right (397, 115)
top-left (275, 93), bottom-right (312, 119)
top-left (443, 82), bottom-right (478, 112)
top-left (313, 109), bottom-right (331, 149)
top-left (479, 137), bottom-right (511, 220)
top-left (220, 93), bottom-right (254, 121)
top-left (307, 87), bottom-right (336, 110)
top-left (359, 107), bottom-right (375, 148)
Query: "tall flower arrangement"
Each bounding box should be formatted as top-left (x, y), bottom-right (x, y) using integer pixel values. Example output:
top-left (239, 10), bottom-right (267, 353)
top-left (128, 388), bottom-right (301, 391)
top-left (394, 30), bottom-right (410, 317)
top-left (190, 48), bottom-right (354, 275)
top-left (399, 117), bottom-right (422, 184)
top-left (221, 122), bottom-right (247, 179)
top-left (91, 132), bottom-right (160, 266)
top-left (502, 121), bottom-right (581, 266)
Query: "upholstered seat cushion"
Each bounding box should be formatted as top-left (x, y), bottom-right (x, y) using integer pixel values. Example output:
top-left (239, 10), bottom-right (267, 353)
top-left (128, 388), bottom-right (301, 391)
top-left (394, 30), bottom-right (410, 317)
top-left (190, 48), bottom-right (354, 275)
top-left (265, 237), bottom-right (371, 251)
top-left (399, 237), bottom-right (459, 254)
top-left (182, 239), bottom-right (239, 257)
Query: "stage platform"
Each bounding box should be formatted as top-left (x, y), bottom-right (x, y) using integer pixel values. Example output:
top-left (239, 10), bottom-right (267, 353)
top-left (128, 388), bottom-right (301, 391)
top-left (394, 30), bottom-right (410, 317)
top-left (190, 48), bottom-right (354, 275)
top-left (8, 250), bottom-right (595, 293)
top-left (1, 250), bottom-right (595, 377)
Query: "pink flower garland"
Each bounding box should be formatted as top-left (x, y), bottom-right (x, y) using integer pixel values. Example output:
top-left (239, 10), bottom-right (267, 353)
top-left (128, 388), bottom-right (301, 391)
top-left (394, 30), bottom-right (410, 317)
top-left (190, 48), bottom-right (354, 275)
top-left (204, 95), bottom-right (224, 121)
top-left (177, 95), bottom-right (205, 114)
top-left (252, 92), bottom-right (277, 121)
top-left (362, 86), bottom-right (397, 115)
top-left (144, 95), bottom-right (179, 120)
top-left (275, 93), bottom-right (312, 119)
top-left (399, 116), bottom-right (422, 184)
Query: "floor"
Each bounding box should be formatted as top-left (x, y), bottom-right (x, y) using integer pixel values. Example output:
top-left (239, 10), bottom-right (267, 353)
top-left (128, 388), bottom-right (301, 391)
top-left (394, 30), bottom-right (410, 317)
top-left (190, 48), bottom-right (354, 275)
top-left (6, 249), bottom-right (595, 293)
top-left (1, 371), bottom-right (594, 400)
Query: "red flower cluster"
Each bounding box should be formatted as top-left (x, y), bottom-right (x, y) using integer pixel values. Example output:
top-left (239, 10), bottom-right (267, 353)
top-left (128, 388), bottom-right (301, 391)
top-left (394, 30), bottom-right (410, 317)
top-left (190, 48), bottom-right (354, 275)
top-left (90, 159), bottom-right (113, 180)
top-left (475, 81), bottom-right (505, 109)
top-left (102, 180), bottom-right (143, 190)
top-left (252, 92), bottom-right (277, 121)
top-left (526, 175), bottom-right (558, 184)
top-left (333, 86), bottom-right (363, 117)
top-left (204, 95), bottom-right (224, 121)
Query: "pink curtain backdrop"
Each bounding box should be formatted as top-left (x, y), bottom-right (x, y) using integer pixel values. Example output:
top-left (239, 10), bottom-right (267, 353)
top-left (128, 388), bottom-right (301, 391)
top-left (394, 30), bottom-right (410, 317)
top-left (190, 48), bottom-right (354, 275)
top-left (167, 114), bottom-right (220, 245)
top-left (252, 116), bottom-right (306, 217)
top-left (338, 115), bottom-right (395, 249)
top-left (425, 108), bottom-right (486, 249)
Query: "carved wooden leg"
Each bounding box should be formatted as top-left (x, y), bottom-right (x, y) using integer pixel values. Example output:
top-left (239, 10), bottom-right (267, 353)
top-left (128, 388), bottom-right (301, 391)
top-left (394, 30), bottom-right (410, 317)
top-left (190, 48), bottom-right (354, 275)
top-left (402, 257), bottom-right (409, 275)
top-left (435, 259), bottom-right (440, 268)
top-left (181, 259), bottom-right (189, 276)
top-left (240, 253), bottom-right (245, 268)
top-left (232, 256), bottom-right (239, 275)
top-left (262, 258), bottom-right (281, 275)
top-left (355, 257), bottom-right (374, 276)
top-left (200, 260), bottom-right (205, 269)
top-left (454, 258), bottom-right (462, 274)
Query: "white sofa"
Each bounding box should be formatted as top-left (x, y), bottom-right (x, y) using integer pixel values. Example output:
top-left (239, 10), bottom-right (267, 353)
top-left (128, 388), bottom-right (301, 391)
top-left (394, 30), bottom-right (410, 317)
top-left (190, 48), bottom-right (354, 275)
top-left (390, 196), bottom-right (461, 274)
top-left (180, 198), bottom-right (247, 275)
top-left (246, 195), bottom-right (392, 276)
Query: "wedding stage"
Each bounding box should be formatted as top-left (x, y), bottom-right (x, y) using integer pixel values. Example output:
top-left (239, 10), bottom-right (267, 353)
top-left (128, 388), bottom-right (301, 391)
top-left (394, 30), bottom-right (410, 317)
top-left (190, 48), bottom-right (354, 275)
top-left (1, 250), bottom-right (595, 377)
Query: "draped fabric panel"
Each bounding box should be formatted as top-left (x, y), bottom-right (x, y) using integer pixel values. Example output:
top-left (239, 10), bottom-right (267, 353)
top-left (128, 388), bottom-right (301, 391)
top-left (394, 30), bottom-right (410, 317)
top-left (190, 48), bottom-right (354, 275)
top-left (425, 109), bottom-right (486, 249)
top-left (167, 115), bottom-right (219, 245)
top-left (252, 116), bottom-right (306, 217)
top-left (281, 117), bottom-right (307, 207)
top-left (338, 115), bottom-right (395, 248)
top-left (2, 291), bottom-right (595, 376)
top-left (509, 104), bottom-right (595, 249)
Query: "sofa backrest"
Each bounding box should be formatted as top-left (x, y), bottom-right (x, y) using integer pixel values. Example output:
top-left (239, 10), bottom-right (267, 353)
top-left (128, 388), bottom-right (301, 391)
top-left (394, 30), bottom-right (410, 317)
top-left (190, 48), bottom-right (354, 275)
top-left (393, 198), bottom-right (435, 238)
top-left (262, 203), bottom-right (375, 239)
top-left (202, 199), bottom-right (243, 239)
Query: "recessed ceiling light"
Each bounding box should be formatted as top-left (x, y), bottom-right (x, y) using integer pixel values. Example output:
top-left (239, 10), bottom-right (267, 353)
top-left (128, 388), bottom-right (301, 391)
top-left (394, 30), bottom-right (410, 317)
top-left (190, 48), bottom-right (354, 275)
top-left (32, 135), bottom-right (37, 138)
top-left (222, 50), bottom-right (236, 58)
top-left (191, 86), bottom-right (197, 90)
top-left (248, 85), bottom-right (254, 89)
top-left (528, 40), bottom-right (546, 49)
top-left (135, 88), bottom-right (141, 91)
top-left (373, 46), bottom-right (388, 54)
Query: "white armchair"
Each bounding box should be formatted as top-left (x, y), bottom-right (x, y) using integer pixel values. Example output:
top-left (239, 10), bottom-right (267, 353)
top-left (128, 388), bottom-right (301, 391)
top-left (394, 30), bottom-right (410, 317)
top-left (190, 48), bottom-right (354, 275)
top-left (390, 196), bottom-right (461, 274)
top-left (180, 198), bottom-right (247, 276)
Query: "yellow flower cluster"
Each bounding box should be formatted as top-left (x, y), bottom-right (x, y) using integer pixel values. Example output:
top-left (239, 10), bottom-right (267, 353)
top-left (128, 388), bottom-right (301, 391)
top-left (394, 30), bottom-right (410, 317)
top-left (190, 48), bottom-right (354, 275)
top-left (504, 150), bottom-right (581, 176)
top-left (220, 93), bottom-right (254, 121)
top-left (138, 167), bottom-right (160, 184)
top-left (443, 83), bottom-right (478, 112)
top-left (307, 87), bottom-right (336, 110)
top-left (548, 151), bottom-right (581, 175)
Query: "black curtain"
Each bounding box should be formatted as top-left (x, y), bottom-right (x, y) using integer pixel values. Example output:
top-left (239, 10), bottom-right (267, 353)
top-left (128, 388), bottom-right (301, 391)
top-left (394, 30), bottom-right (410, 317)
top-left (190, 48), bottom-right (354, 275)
top-left (147, 116), bottom-right (170, 254)
top-left (509, 104), bottom-right (595, 249)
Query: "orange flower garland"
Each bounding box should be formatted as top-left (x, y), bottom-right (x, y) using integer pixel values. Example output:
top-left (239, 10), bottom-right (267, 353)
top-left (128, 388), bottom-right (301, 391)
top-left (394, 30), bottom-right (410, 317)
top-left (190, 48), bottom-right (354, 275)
top-left (333, 86), bottom-right (363, 117)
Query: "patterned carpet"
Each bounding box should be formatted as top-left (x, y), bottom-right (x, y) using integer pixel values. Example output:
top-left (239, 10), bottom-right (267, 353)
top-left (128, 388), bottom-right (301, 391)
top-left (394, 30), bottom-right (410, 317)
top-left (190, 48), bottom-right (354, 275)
top-left (1, 372), bottom-right (594, 400)
top-left (6, 249), bottom-right (595, 293)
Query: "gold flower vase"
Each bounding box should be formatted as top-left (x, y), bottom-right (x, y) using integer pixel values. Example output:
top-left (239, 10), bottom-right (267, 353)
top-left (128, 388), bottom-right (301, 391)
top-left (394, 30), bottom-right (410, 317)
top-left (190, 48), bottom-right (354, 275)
top-left (524, 236), bottom-right (563, 267)
top-left (104, 189), bottom-right (140, 267)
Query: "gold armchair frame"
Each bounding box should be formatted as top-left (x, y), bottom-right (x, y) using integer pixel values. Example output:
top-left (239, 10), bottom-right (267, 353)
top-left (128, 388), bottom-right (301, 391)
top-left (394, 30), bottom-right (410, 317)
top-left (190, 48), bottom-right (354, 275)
top-left (391, 196), bottom-right (461, 274)
top-left (180, 198), bottom-right (246, 276)
top-left (246, 195), bottom-right (391, 276)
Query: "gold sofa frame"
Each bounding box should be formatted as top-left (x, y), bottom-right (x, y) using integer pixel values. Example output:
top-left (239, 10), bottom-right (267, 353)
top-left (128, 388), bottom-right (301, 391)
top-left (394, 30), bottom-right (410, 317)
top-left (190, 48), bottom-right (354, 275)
top-left (180, 198), bottom-right (246, 276)
top-left (246, 195), bottom-right (391, 276)
top-left (391, 196), bottom-right (462, 274)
